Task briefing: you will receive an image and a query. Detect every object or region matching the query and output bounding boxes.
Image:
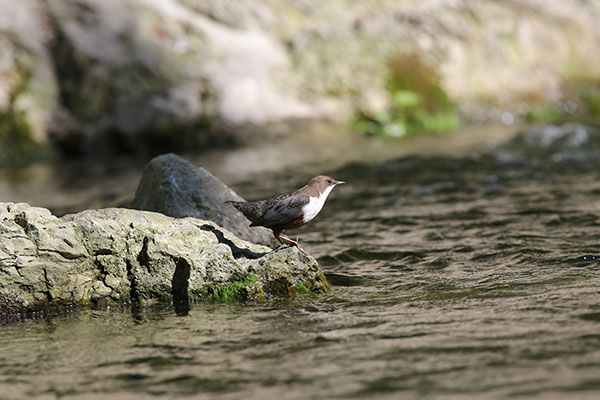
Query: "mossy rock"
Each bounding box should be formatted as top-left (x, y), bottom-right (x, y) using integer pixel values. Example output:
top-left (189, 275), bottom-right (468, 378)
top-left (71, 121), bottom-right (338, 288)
top-left (210, 274), bottom-right (260, 303)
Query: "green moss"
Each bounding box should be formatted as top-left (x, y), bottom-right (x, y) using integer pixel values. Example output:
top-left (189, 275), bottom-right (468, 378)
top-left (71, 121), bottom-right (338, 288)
top-left (306, 268), bottom-right (330, 294)
top-left (292, 270), bottom-right (330, 296)
top-left (211, 274), bottom-right (258, 303)
top-left (352, 53), bottom-right (460, 137)
top-left (0, 60), bottom-right (51, 168)
top-left (294, 282), bottom-right (311, 295)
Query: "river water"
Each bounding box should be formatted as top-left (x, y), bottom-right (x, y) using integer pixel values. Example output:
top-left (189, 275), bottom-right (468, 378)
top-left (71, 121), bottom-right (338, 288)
top-left (1, 123), bottom-right (600, 399)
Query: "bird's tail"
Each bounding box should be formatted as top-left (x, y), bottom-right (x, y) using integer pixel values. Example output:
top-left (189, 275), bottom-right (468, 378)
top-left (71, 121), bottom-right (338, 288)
top-left (225, 200), bottom-right (251, 215)
top-left (225, 200), bottom-right (257, 223)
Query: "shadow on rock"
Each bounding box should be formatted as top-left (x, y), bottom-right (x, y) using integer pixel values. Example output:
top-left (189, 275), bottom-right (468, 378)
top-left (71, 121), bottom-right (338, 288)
top-left (199, 224), bottom-right (268, 259)
top-left (172, 258), bottom-right (191, 316)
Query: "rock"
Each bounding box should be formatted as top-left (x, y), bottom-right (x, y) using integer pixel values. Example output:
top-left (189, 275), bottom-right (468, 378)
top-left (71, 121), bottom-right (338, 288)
top-left (0, 202), bottom-right (330, 314)
top-left (496, 123), bottom-right (600, 163)
top-left (0, 0), bottom-right (57, 165)
top-left (130, 153), bottom-right (278, 247)
top-left (0, 0), bottom-right (313, 162)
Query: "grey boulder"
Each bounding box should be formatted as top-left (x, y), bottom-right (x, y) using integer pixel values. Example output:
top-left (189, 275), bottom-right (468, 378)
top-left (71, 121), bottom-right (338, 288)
top-left (130, 153), bottom-right (277, 247)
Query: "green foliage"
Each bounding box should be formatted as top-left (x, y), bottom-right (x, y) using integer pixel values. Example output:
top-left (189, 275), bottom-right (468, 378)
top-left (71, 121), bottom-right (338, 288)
top-left (211, 274), bottom-right (258, 303)
top-left (387, 54), bottom-right (454, 113)
top-left (524, 105), bottom-right (562, 122)
top-left (352, 54), bottom-right (460, 137)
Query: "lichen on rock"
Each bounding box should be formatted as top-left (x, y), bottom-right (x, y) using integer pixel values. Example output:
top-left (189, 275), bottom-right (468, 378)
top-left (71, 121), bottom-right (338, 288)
top-left (0, 202), bottom-right (329, 314)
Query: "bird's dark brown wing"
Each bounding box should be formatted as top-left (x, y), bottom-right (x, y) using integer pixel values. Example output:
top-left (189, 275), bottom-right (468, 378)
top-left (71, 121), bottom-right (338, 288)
top-left (252, 193), bottom-right (310, 228)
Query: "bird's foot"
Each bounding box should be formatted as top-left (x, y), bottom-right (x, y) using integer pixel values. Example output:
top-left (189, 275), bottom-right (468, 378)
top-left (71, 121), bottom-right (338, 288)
top-left (276, 235), bottom-right (309, 256)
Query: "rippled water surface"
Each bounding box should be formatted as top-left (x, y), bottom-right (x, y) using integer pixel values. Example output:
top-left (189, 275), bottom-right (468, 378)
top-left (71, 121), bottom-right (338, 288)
top-left (2, 124), bottom-right (600, 399)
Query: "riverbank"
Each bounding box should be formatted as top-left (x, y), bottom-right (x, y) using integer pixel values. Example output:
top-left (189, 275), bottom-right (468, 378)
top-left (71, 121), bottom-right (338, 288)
top-left (2, 0), bottom-right (599, 164)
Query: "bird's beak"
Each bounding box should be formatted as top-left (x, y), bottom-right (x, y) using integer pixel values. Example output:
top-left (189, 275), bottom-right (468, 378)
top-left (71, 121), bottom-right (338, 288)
top-left (335, 180), bottom-right (346, 185)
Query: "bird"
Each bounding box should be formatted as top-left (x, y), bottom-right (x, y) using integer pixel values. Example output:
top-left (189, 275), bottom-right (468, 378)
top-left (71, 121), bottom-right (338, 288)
top-left (226, 175), bottom-right (345, 255)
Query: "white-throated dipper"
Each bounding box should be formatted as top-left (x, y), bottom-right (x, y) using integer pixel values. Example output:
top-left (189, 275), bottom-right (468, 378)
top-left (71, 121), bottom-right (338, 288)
top-left (226, 175), bottom-right (345, 255)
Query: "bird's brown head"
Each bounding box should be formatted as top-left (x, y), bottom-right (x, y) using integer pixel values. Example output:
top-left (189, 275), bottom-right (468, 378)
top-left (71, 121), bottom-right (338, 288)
top-left (303, 175), bottom-right (346, 197)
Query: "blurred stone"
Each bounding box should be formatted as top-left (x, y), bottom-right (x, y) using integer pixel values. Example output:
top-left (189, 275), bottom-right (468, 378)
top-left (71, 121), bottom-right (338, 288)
top-left (130, 153), bottom-right (278, 247)
top-left (496, 123), bottom-right (600, 163)
top-left (0, 0), bottom-right (57, 144)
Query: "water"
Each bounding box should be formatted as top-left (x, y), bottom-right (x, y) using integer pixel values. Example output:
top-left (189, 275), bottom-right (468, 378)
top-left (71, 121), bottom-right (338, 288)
top-left (2, 123), bottom-right (600, 399)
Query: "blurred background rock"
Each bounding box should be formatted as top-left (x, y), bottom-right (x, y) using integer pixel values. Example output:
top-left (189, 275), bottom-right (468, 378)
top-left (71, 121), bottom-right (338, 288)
top-left (1, 0), bottom-right (599, 166)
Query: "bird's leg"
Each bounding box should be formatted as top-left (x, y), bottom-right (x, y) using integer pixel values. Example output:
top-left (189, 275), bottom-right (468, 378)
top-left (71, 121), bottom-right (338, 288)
top-left (275, 233), bottom-right (309, 256)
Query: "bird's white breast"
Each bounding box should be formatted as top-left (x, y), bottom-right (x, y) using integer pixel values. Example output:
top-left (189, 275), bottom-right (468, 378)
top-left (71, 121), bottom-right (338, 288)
top-left (302, 185), bottom-right (334, 223)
